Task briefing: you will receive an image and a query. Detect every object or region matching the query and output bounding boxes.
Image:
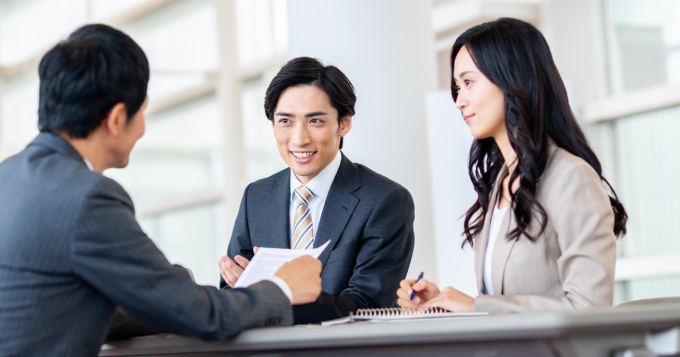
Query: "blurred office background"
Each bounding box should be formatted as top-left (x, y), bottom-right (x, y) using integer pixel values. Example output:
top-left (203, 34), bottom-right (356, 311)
top-left (0, 0), bottom-right (677, 305)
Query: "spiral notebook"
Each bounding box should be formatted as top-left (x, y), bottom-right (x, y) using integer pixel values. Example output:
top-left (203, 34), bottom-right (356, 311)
top-left (321, 307), bottom-right (487, 326)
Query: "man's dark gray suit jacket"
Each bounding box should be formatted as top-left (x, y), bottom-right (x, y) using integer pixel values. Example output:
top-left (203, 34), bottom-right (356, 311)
top-left (222, 153), bottom-right (415, 324)
top-left (0, 133), bottom-right (292, 357)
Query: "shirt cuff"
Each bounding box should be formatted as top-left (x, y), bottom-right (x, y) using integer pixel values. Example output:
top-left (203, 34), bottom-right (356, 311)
top-left (263, 276), bottom-right (293, 303)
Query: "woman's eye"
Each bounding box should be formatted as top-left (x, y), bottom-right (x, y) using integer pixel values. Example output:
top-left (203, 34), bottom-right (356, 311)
top-left (465, 80), bottom-right (472, 86)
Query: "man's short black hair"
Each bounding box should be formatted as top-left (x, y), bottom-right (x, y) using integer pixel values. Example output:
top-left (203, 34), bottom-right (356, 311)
top-left (38, 24), bottom-right (149, 138)
top-left (264, 57), bottom-right (356, 149)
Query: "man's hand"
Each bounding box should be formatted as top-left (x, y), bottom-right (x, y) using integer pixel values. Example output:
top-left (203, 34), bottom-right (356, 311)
top-left (274, 256), bottom-right (322, 305)
top-left (219, 247), bottom-right (259, 288)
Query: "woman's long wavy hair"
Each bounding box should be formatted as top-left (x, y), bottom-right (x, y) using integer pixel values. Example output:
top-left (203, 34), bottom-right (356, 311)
top-left (453, 18), bottom-right (628, 247)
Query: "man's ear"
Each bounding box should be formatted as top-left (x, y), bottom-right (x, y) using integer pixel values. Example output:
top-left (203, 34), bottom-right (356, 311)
top-left (339, 115), bottom-right (352, 137)
top-left (103, 103), bottom-right (128, 137)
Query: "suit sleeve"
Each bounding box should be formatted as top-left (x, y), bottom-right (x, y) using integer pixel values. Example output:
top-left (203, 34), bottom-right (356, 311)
top-left (221, 184), bottom-right (254, 289)
top-left (293, 186), bottom-right (415, 324)
top-left (475, 162), bottom-right (617, 313)
top-left (70, 178), bottom-right (292, 340)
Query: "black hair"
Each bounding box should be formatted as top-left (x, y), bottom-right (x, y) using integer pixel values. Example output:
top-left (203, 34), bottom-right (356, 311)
top-left (451, 18), bottom-right (627, 247)
top-left (264, 57), bottom-right (356, 149)
top-left (38, 24), bottom-right (149, 138)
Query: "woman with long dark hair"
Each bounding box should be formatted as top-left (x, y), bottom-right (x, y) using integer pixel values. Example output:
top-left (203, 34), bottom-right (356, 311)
top-left (397, 18), bottom-right (627, 313)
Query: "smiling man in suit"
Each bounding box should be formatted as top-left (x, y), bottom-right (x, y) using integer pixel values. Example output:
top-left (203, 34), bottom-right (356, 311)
top-left (218, 57), bottom-right (415, 324)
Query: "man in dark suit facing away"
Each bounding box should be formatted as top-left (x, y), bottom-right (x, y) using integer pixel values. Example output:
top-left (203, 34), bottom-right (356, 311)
top-left (218, 57), bottom-right (415, 324)
top-left (0, 25), bottom-right (323, 357)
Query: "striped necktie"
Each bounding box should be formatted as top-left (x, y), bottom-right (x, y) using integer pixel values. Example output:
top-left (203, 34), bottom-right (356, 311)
top-left (292, 185), bottom-right (316, 250)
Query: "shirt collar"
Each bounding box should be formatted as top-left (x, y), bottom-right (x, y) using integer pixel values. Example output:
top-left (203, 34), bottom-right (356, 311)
top-left (83, 158), bottom-right (94, 171)
top-left (290, 150), bottom-right (342, 203)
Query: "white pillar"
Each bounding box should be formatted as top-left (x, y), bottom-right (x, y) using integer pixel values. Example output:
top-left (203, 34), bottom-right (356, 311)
top-left (287, 0), bottom-right (438, 280)
top-left (215, 0), bottom-right (246, 257)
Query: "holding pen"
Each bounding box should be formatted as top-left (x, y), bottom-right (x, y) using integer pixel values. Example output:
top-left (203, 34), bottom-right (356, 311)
top-left (410, 272), bottom-right (424, 301)
top-left (396, 272), bottom-right (445, 310)
top-left (397, 273), bottom-right (475, 312)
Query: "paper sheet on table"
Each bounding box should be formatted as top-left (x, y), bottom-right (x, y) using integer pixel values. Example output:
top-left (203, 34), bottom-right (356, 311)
top-left (234, 240), bottom-right (331, 288)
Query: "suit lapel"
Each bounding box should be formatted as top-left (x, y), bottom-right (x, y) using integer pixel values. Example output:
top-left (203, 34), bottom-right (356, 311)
top-left (490, 139), bottom-right (560, 294)
top-left (266, 169), bottom-right (292, 249)
top-left (475, 164), bottom-right (507, 294)
top-left (314, 154), bottom-right (361, 267)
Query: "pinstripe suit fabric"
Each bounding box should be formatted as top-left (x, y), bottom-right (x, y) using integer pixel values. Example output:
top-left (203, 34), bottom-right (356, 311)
top-left (0, 133), bottom-right (292, 357)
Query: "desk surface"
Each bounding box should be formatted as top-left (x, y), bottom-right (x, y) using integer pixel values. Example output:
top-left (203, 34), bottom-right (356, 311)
top-left (100, 306), bottom-right (680, 357)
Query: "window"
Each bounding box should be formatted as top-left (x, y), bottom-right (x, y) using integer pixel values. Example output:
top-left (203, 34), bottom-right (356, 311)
top-left (598, 0), bottom-right (680, 303)
top-left (240, 75), bottom-right (286, 184)
top-left (0, 75), bottom-right (39, 150)
top-left (235, 0), bottom-right (287, 66)
top-left (0, 0), bottom-right (290, 287)
top-left (605, 0), bottom-right (680, 93)
top-left (0, 0), bottom-right (87, 66)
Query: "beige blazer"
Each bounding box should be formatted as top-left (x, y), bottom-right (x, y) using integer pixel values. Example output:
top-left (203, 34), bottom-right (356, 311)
top-left (474, 141), bottom-right (617, 314)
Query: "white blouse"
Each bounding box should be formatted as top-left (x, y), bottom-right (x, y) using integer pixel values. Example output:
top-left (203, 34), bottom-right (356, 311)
top-left (483, 202), bottom-right (508, 295)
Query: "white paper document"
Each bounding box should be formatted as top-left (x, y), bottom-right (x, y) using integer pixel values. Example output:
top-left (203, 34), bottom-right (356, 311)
top-left (234, 240), bottom-right (331, 288)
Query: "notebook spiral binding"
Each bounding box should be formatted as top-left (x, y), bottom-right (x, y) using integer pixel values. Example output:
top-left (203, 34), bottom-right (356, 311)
top-left (348, 307), bottom-right (450, 322)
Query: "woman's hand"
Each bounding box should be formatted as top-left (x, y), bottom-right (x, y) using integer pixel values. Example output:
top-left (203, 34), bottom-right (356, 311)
top-left (420, 286), bottom-right (475, 313)
top-left (396, 278), bottom-right (441, 309)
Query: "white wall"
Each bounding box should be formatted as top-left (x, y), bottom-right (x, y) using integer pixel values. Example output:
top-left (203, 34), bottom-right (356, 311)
top-left (425, 90), bottom-right (477, 296)
top-left (286, 0), bottom-right (439, 280)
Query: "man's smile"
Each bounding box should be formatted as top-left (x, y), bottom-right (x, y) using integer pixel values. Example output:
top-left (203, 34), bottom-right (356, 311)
top-left (291, 151), bottom-right (317, 163)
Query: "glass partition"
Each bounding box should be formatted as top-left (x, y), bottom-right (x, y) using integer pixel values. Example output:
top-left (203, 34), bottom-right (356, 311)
top-left (240, 75), bottom-right (286, 183)
top-left (0, 0), bottom-right (87, 66)
top-left (606, 0), bottom-right (680, 93)
top-left (138, 202), bottom-right (227, 286)
top-left (0, 0), bottom-right (290, 287)
top-left (614, 104), bottom-right (680, 257)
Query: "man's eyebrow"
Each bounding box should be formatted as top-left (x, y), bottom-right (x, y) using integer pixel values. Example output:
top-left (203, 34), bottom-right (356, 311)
top-left (305, 111), bottom-right (327, 117)
top-left (275, 112), bottom-right (293, 117)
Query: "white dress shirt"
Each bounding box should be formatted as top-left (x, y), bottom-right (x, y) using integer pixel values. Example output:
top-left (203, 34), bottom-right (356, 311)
top-left (483, 202), bottom-right (508, 296)
top-left (288, 150), bottom-right (342, 243)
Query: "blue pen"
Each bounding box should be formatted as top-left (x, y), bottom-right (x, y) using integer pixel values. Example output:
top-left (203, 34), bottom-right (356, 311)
top-left (410, 272), bottom-right (424, 301)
